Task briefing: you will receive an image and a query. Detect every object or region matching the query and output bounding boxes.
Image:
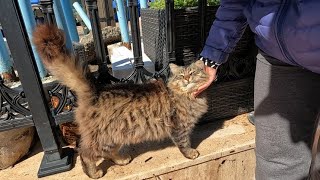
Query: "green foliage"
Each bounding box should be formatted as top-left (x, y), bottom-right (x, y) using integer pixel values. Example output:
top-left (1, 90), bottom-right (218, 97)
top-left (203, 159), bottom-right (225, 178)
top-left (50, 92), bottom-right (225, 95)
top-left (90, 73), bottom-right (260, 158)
top-left (207, 0), bottom-right (220, 6)
top-left (149, 0), bottom-right (166, 9)
top-left (149, 0), bottom-right (220, 9)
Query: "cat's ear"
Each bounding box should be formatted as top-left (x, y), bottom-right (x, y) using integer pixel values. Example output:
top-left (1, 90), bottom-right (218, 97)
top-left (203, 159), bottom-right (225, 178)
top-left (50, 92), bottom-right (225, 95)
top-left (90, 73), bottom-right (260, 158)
top-left (194, 59), bottom-right (205, 69)
top-left (169, 63), bottom-right (182, 75)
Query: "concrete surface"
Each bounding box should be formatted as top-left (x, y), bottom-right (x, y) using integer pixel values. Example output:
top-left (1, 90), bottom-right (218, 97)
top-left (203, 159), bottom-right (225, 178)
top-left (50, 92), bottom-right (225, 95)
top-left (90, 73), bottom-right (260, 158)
top-left (0, 114), bottom-right (255, 180)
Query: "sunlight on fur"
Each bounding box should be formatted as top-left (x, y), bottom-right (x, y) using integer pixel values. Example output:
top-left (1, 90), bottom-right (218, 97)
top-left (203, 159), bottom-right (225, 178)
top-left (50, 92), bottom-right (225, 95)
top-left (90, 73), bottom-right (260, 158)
top-left (33, 24), bottom-right (209, 179)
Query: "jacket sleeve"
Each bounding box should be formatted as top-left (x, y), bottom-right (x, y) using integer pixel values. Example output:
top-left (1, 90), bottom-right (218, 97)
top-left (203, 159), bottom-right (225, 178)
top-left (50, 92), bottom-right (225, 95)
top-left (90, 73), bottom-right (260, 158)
top-left (200, 0), bottom-right (250, 64)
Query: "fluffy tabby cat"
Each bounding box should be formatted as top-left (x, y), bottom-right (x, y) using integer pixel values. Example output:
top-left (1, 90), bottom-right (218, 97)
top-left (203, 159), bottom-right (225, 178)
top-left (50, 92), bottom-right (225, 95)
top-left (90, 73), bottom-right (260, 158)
top-left (33, 24), bottom-right (209, 179)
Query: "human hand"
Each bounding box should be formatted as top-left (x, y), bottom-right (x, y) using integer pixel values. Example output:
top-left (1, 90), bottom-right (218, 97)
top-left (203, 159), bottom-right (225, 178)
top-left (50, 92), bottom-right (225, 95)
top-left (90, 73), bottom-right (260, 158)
top-left (193, 65), bottom-right (217, 97)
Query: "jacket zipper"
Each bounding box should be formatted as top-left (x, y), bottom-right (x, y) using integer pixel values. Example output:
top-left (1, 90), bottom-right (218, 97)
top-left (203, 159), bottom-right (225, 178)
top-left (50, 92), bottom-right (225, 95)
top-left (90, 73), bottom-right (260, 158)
top-left (274, 0), bottom-right (300, 66)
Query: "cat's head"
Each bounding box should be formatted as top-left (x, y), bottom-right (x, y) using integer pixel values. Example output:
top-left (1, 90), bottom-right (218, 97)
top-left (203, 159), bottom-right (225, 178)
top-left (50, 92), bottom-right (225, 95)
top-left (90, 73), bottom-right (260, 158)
top-left (167, 60), bottom-right (209, 95)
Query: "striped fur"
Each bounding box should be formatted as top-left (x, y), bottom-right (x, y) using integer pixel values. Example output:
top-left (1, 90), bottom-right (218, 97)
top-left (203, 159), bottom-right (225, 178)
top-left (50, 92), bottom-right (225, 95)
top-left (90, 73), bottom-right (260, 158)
top-left (33, 24), bottom-right (208, 179)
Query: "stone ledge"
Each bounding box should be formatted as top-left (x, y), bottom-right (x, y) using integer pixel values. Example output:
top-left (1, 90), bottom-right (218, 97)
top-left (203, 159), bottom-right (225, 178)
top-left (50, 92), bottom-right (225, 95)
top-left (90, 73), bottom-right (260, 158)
top-left (0, 114), bottom-right (255, 180)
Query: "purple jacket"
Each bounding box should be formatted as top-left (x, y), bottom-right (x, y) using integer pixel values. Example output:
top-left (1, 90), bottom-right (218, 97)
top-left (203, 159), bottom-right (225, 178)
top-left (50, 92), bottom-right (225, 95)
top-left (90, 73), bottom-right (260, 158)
top-left (201, 0), bottom-right (320, 74)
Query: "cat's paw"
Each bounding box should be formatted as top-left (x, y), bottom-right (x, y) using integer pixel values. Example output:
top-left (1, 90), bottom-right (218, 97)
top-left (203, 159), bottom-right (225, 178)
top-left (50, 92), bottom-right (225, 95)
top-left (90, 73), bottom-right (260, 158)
top-left (112, 154), bottom-right (132, 166)
top-left (183, 149), bottom-right (200, 159)
top-left (87, 169), bottom-right (104, 179)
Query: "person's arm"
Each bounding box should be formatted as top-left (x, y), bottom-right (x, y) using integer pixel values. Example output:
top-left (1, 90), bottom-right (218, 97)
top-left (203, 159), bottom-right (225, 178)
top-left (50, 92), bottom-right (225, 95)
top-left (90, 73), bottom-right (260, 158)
top-left (201, 0), bottom-right (249, 63)
top-left (194, 0), bottom-right (250, 97)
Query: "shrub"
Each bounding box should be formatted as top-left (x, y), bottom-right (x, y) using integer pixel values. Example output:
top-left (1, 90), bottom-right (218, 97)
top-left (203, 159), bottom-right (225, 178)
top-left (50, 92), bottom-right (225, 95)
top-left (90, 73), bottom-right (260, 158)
top-left (149, 0), bottom-right (220, 9)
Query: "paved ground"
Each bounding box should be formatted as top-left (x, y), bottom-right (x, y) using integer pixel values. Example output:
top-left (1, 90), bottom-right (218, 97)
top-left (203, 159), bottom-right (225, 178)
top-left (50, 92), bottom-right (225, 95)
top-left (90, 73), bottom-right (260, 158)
top-left (0, 114), bottom-right (255, 180)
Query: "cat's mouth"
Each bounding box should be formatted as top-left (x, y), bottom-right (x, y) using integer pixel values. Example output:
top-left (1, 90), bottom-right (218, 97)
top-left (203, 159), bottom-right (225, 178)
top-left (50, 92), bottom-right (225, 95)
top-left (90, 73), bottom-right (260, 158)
top-left (182, 83), bottom-right (198, 93)
top-left (186, 83), bottom-right (196, 90)
top-left (182, 79), bottom-right (208, 93)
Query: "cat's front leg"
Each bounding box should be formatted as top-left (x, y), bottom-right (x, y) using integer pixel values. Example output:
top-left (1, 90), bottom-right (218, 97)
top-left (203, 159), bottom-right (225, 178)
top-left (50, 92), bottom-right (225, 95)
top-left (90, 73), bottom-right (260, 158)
top-left (80, 152), bottom-right (104, 179)
top-left (170, 128), bottom-right (199, 159)
top-left (102, 144), bottom-right (132, 165)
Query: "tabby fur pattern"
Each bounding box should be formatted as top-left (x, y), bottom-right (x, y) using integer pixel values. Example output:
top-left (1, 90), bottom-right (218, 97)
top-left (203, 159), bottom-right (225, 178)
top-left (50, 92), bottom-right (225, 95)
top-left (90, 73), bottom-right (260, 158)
top-left (33, 24), bottom-right (209, 179)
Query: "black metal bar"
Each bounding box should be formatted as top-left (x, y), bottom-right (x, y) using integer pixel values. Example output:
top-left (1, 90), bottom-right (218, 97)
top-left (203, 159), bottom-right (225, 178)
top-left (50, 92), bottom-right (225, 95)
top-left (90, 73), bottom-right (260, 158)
top-left (103, 0), bottom-right (113, 26)
top-left (152, 0), bottom-right (176, 81)
top-left (165, 0), bottom-right (176, 63)
top-left (85, 0), bottom-right (108, 65)
top-left (0, 0), bottom-right (73, 177)
top-left (199, 0), bottom-right (207, 49)
top-left (39, 0), bottom-right (56, 24)
top-left (54, 112), bottom-right (75, 125)
top-left (124, 0), bottom-right (154, 83)
top-left (124, 0), bottom-right (129, 26)
top-left (0, 116), bottom-right (34, 132)
top-left (85, 0), bottom-right (119, 84)
top-left (128, 0), bottom-right (143, 68)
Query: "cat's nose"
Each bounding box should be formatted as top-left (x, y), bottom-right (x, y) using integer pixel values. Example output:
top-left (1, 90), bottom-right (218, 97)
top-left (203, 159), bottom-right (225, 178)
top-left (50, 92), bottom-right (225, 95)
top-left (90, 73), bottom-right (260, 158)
top-left (184, 74), bottom-right (190, 82)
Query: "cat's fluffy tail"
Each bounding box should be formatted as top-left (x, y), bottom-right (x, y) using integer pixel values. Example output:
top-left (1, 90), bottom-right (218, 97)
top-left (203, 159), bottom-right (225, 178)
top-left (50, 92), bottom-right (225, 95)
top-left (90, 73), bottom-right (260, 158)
top-left (33, 24), bottom-right (93, 99)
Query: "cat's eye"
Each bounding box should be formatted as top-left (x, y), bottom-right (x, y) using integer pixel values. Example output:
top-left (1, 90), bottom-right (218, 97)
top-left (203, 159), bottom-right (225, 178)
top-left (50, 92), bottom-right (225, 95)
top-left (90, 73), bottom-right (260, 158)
top-left (189, 71), bottom-right (195, 75)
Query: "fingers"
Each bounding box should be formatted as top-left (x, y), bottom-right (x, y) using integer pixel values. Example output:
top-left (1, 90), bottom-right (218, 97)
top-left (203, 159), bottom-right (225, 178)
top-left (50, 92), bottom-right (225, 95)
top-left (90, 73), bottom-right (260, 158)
top-left (193, 62), bottom-right (218, 97)
top-left (193, 73), bottom-right (217, 97)
top-left (193, 87), bottom-right (206, 97)
top-left (193, 82), bottom-right (211, 97)
top-left (193, 89), bottom-right (204, 97)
